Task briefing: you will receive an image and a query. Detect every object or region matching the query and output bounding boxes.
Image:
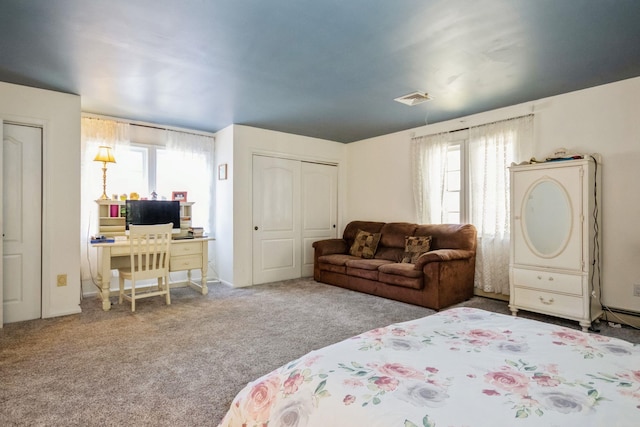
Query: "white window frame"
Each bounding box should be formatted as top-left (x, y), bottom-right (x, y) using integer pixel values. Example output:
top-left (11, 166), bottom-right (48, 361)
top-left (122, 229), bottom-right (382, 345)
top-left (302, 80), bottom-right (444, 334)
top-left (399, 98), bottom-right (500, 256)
top-left (445, 138), bottom-right (470, 224)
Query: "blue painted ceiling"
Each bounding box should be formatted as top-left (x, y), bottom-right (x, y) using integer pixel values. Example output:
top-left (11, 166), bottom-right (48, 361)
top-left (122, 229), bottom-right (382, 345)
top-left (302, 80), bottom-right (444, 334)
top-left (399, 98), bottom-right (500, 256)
top-left (1, 0), bottom-right (639, 142)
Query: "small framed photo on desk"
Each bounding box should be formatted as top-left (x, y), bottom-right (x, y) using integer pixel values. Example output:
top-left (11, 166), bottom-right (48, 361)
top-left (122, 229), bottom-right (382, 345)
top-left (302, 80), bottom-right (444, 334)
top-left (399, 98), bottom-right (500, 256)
top-left (172, 191), bottom-right (187, 202)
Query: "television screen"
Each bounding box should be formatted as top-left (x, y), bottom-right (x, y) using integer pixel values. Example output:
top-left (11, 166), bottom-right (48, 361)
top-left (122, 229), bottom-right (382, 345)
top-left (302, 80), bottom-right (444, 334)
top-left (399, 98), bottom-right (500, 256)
top-left (125, 200), bottom-right (181, 232)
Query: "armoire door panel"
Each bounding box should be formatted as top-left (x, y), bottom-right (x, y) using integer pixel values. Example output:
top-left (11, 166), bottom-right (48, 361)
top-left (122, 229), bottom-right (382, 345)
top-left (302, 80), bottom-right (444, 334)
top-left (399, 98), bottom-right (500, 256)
top-left (512, 165), bottom-right (583, 270)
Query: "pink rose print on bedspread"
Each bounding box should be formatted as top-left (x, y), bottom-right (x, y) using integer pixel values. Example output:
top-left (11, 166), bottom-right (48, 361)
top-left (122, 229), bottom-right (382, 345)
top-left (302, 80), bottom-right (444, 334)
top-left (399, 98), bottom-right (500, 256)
top-left (479, 359), bottom-right (607, 419)
top-left (243, 374), bottom-right (282, 423)
top-left (338, 361), bottom-right (451, 408)
top-left (484, 367), bottom-right (530, 394)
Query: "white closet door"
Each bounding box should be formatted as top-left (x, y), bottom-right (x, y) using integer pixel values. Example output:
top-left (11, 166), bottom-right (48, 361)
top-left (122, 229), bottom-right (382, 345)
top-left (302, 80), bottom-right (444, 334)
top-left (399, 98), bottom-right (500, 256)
top-left (301, 162), bottom-right (337, 277)
top-left (252, 155), bottom-right (301, 284)
top-left (2, 123), bottom-right (42, 324)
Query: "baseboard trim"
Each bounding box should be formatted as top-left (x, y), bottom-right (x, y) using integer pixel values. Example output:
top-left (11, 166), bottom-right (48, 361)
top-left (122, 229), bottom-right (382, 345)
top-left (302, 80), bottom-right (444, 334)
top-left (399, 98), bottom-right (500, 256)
top-left (473, 288), bottom-right (509, 302)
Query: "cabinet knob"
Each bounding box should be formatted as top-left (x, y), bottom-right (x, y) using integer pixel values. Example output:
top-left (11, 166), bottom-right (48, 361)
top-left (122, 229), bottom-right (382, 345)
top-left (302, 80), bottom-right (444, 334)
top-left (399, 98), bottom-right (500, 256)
top-left (537, 275), bottom-right (542, 280)
top-left (539, 297), bottom-right (554, 305)
top-left (254, 226), bottom-right (258, 231)
top-left (548, 276), bottom-right (554, 281)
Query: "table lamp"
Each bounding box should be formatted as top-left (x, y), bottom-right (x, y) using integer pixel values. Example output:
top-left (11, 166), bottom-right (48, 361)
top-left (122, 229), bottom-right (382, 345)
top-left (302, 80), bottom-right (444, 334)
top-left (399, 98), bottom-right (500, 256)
top-left (93, 146), bottom-right (116, 200)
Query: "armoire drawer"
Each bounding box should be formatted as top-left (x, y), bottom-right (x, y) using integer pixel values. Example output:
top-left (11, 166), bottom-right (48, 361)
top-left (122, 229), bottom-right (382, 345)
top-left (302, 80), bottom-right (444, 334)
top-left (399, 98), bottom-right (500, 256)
top-left (513, 288), bottom-right (584, 319)
top-left (512, 268), bottom-right (583, 296)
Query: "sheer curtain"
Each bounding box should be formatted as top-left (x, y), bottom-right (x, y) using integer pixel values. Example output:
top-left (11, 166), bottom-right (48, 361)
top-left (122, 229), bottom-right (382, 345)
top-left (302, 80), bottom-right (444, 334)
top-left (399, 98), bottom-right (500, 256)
top-left (80, 117), bottom-right (130, 282)
top-left (469, 115), bottom-right (533, 293)
top-left (411, 132), bottom-right (450, 223)
top-left (412, 115), bottom-right (533, 294)
top-left (163, 129), bottom-right (215, 236)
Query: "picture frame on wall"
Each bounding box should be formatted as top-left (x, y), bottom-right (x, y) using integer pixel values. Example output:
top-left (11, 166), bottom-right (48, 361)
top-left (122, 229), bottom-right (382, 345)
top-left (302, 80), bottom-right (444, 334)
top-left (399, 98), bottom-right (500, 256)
top-left (172, 191), bottom-right (187, 202)
top-left (218, 163), bottom-right (228, 180)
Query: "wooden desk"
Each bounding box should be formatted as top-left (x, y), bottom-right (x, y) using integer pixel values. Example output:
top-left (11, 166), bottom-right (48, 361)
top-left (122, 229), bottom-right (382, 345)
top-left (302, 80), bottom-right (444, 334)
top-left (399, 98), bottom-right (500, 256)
top-left (92, 237), bottom-right (213, 311)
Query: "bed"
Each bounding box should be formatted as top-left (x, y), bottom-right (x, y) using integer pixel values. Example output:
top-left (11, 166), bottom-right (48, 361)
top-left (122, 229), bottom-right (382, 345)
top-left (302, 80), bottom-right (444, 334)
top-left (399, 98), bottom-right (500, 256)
top-left (218, 307), bottom-right (640, 427)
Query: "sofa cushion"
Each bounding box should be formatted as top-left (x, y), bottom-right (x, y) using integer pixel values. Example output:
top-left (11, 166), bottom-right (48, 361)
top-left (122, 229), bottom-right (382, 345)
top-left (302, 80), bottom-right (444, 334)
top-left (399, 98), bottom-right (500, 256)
top-left (318, 254), bottom-right (359, 266)
top-left (378, 263), bottom-right (423, 290)
top-left (379, 223), bottom-right (419, 248)
top-left (401, 235), bottom-right (432, 264)
top-left (346, 258), bottom-right (404, 283)
top-left (347, 266), bottom-right (379, 280)
top-left (343, 221), bottom-right (385, 246)
top-left (414, 223), bottom-right (477, 251)
top-left (345, 258), bottom-right (394, 270)
top-left (349, 229), bottom-right (381, 259)
top-left (378, 262), bottom-right (423, 278)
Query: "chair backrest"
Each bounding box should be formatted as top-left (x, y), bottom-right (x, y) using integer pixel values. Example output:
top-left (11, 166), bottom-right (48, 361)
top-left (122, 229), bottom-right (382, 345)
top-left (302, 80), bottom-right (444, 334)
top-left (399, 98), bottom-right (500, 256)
top-left (128, 223), bottom-right (173, 281)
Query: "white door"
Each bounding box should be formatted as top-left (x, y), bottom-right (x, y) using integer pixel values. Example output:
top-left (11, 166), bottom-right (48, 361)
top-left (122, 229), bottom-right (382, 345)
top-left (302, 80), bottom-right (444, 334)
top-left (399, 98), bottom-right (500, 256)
top-left (2, 122), bottom-right (42, 324)
top-left (301, 162), bottom-right (338, 277)
top-left (252, 155), bottom-right (301, 284)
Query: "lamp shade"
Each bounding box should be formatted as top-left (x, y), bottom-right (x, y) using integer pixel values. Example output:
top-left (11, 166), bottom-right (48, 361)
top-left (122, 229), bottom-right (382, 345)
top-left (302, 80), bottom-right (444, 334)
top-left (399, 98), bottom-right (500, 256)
top-left (93, 146), bottom-right (116, 163)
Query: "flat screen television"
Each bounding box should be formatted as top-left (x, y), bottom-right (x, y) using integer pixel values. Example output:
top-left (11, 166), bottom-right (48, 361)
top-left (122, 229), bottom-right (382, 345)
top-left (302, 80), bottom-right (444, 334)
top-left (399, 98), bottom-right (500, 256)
top-left (125, 200), bottom-right (181, 233)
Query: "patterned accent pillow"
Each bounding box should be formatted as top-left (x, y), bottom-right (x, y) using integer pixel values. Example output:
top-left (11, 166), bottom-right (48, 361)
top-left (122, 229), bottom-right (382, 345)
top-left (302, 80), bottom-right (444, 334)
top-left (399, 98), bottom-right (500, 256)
top-left (401, 235), bottom-right (432, 264)
top-left (349, 229), bottom-right (381, 259)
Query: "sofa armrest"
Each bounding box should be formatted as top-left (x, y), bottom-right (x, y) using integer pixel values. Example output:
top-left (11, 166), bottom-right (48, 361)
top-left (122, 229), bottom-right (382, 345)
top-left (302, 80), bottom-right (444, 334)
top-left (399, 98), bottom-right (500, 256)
top-left (414, 249), bottom-right (475, 270)
top-left (313, 239), bottom-right (348, 256)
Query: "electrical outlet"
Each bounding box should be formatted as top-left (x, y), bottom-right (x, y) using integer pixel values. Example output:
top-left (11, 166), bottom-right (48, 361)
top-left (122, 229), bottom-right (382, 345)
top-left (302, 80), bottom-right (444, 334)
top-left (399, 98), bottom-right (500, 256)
top-left (56, 274), bottom-right (67, 287)
top-left (634, 284), bottom-right (640, 297)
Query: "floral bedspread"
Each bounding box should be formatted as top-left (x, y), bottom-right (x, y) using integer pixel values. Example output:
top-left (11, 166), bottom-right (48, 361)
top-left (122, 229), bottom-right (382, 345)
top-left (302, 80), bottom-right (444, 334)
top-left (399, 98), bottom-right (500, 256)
top-left (218, 308), bottom-right (640, 427)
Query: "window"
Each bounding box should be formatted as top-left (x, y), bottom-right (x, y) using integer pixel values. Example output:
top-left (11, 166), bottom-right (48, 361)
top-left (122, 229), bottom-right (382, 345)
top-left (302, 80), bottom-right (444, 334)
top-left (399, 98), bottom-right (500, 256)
top-left (110, 143), bottom-right (211, 229)
top-left (412, 115), bottom-right (533, 294)
top-left (444, 143), bottom-right (463, 224)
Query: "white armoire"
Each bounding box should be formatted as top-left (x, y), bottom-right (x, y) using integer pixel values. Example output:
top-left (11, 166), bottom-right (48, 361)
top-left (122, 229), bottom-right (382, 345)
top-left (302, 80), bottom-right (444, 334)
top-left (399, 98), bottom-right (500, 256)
top-left (509, 158), bottom-right (602, 331)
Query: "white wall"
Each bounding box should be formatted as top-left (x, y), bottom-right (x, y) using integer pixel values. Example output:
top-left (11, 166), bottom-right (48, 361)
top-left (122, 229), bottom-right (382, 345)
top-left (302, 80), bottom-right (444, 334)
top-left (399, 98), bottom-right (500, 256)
top-left (214, 125), bottom-right (234, 286)
top-left (216, 125), bottom-right (346, 287)
top-left (346, 76), bottom-right (640, 314)
top-left (0, 82), bottom-right (81, 319)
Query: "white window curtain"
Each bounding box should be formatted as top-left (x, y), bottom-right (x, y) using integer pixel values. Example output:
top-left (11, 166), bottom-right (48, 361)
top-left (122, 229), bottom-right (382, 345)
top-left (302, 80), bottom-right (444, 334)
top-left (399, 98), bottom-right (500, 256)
top-left (411, 132), bottom-right (450, 224)
top-left (469, 115), bottom-right (533, 294)
top-left (412, 115), bottom-right (533, 295)
top-left (80, 117), bottom-right (130, 282)
top-left (164, 129), bottom-right (215, 239)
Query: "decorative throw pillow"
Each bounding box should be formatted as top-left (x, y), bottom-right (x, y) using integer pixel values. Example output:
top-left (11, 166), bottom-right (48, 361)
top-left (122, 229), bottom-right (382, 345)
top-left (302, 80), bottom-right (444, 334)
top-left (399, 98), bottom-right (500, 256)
top-left (349, 229), bottom-right (381, 259)
top-left (401, 235), bottom-right (432, 264)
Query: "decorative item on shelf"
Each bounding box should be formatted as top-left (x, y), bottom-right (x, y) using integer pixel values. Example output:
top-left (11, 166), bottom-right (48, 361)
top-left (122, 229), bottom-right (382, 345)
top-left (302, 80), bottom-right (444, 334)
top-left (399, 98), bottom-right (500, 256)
top-left (119, 194), bottom-right (127, 201)
top-left (172, 191), bottom-right (187, 202)
top-left (545, 147), bottom-right (584, 162)
top-left (129, 192), bottom-right (139, 200)
top-left (93, 146), bottom-right (116, 200)
top-left (218, 163), bottom-right (227, 180)
top-left (150, 190), bottom-right (157, 200)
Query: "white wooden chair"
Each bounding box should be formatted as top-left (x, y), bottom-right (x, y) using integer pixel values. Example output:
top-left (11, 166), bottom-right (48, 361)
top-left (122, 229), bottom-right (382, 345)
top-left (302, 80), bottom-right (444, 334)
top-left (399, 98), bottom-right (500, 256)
top-left (118, 223), bottom-right (173, 312)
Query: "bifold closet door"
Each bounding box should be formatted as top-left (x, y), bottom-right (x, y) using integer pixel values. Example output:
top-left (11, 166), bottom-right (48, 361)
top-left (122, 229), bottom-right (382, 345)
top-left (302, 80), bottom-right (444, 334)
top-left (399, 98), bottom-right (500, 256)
top-left (252, 155), bottom-right (301, 285)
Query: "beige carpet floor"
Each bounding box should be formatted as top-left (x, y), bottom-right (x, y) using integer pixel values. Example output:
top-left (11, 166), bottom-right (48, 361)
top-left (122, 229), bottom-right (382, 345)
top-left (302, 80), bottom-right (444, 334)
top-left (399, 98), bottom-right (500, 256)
top-left (1, 278), bottom-right (638, 426)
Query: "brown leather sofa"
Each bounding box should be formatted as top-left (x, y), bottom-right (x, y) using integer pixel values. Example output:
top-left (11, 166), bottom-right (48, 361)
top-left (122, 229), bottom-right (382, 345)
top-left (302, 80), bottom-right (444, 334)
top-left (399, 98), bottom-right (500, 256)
top-left (312, 221), bottom-right (477, 310)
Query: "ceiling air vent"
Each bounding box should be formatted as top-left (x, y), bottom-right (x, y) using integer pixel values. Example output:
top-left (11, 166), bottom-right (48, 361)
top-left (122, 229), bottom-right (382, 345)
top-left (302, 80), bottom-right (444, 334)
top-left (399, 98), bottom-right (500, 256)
top-left (394, 91), bottom-right (432, 106)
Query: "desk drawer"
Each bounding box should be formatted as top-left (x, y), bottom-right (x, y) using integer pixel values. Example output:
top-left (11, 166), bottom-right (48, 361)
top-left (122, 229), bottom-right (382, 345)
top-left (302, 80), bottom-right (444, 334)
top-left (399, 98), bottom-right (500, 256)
top-left (170, 255), bottom-right (202, 271)
top-left (172, 242), bottom-right (202, 256)
top-left (512, 268), bottom-right (583, 295)
top-left (513, 288), bottom-right (584, 319)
